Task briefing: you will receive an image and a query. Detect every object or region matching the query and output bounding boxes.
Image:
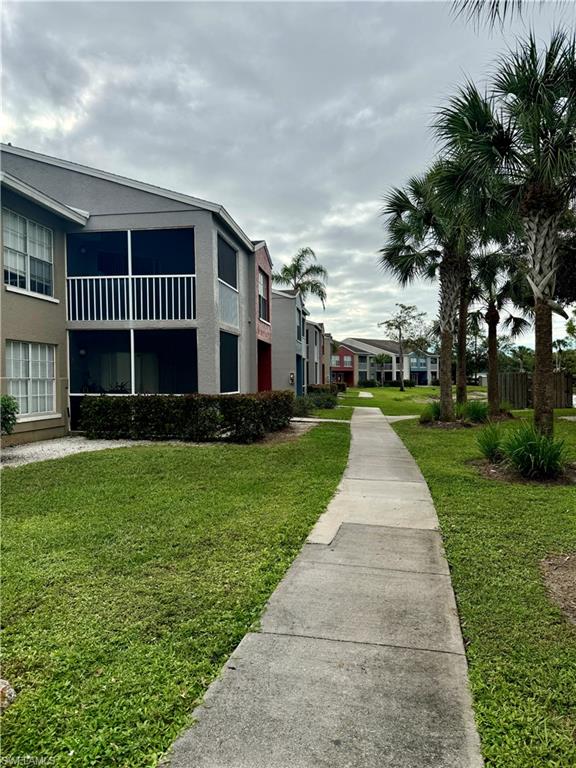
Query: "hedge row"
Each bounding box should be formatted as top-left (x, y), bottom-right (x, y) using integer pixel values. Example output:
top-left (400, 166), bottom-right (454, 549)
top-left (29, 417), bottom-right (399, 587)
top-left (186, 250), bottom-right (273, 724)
top-left (308, 384), bottom-right (339, 395)
top-left (80, 391), bottom-right (294, 444)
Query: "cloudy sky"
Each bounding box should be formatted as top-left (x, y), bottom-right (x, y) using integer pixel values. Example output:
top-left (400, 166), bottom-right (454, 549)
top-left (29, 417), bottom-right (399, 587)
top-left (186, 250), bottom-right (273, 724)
top-left (2, 1), bottom-right (574, 343)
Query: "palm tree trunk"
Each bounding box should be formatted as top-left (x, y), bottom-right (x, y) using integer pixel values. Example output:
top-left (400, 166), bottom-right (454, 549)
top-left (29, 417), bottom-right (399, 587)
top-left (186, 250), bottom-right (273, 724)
top-left (523, 209), bottom-right (561, 437)
top-left (533, 298), bottom-right (554, 437)
top-left (399, 331), bottom-right (405, 392)
top-left (456, 277), bottom-right (469, 405)
top-left (486, 302), bottom-right (500, 419)
top-left (439, 329), bottom-right (454, 421)
top-left (438, 258), bottom-right (459, 421)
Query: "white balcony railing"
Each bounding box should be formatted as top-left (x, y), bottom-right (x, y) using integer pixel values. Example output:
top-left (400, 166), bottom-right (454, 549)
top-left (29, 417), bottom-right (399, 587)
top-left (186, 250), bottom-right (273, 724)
top-left (67, 275), bottom-right (196, 322)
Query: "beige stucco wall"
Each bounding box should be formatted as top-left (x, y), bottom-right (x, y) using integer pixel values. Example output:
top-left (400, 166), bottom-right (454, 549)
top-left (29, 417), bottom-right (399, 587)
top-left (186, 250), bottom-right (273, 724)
top-left (1, 189), bottom-right (69, 445)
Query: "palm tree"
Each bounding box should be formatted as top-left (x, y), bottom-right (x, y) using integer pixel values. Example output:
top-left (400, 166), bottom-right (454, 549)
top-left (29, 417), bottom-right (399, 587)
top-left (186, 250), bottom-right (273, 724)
top-left (372, 353), bottom-right (391, 385)
top-left (379, 166), bottom-right (469, 420)
top-left (453, 0), bottom-right (523, 26)
top-left (469, 252), bottom-right (530, 416)
top-left (434, 30), bottom-right (576, 435)
top-left (273, 247), bottom-right (328, 307)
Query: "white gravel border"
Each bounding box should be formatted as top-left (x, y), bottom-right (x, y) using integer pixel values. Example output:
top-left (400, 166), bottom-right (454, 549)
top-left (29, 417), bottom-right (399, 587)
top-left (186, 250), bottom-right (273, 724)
top-left (1, 436), bottom-right (154, 469)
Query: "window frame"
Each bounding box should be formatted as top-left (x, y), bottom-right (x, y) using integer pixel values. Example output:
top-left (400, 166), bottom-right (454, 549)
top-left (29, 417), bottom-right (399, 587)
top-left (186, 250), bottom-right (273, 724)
top-left (217, 234), bottom-right (238, 291)
top-left (3, 208), bottom-right (54, 297)
top-left (5, 340), bottom-right (56, 417)
top-left (258, 269), bottom-right (270, 323)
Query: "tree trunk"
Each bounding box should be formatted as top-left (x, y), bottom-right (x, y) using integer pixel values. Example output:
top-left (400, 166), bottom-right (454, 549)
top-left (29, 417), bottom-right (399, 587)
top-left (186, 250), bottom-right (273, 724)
top-left (438, 257), bottom-right (459, 421)
top-left (399, 331), bottom-right (405, 392)
top-left (456, 279), bottom-right (468, 405)
top-left (523, 208), bottom-right (561, 437)
top-left (533, 298), bottom-right (554, 437)
top-left (439, 329), bottom-right (454, 421)
top-left (486, 302), bottom-right (500, 419)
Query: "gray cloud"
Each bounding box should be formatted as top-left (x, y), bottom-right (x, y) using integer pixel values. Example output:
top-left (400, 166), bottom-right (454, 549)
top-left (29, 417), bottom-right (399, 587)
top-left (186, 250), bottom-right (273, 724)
top-left (2, 1), bottom-right (573, 342)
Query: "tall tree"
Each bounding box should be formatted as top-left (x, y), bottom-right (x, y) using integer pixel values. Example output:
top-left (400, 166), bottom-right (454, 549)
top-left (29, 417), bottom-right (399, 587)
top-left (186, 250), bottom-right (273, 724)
top-left (469, 252), bottom-right (530, 416)
top-left (434, 30), bottom-right (576, 435)
top-left (272, 247), bottom-right (328, 307)
top-left (377, 303), bottom-right (427, 391)
top-left (379, 168), bottom-right (466, 419)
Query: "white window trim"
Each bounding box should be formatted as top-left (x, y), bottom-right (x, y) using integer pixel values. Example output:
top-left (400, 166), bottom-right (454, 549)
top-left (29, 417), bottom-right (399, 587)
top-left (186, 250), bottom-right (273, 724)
top-left (6, 340), bottom-right (57, 417)
top-left (2, 207), bottom-right (55, 298)
top-left (17, 412), bottom-right (63, 423)
top-left (5, 284), bottom-right (60, 304)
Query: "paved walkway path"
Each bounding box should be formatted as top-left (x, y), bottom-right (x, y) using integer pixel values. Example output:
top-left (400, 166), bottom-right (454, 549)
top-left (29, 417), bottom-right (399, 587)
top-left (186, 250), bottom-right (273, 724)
top-left (358, 390), bottom-right (374, 398)
top-left (165, 408), bottom-right (483, 768)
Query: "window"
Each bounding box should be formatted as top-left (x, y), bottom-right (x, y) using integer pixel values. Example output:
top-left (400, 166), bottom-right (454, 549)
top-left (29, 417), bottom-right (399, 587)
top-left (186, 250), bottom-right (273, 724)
top-left (134, 330), bottom-right (197, 394)
top-left (220, 331), bottom-right (239, 393)
top-left (359, 355), bottom-right (367, 363)
top-left (431, 357), bottom-right (438, 365)
top-left (258, 269), bottom-right (269, 321)
top-left (5, 340), bottom-right (56, 415)
top-left (3, 209), bottom-right (53, 296)
top-left (331, 355), bottom-right (339, 367)
top-left (296, 309), bottom-right (302, 340)
top-left (70, 330), bottom-right (131, 394)
top-left (131, 228), bottom-right (195, 275)
top-left (67, 231), bottom-right (128, 277)
top-left (217, 235), bottom-right (237, 288)
top-left (343, 355), bottom-right (352, 367)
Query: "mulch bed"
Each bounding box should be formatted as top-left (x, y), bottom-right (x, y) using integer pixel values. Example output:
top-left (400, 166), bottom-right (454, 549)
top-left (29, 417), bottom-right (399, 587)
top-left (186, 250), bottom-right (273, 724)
top-left (470, 458), bottom-right (576, 486)
top-left (540, 554), bottom-right (576, 625)
top-left (261, 423), bottom-right (315, 445)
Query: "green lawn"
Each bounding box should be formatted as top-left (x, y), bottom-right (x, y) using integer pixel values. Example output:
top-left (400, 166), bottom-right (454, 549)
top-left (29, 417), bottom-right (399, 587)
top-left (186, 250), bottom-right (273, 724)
top-left (341, 385), bottom-right (487, 416)
top-left (393, 416), bottom-right (576, 767)
top-left (311, 405), bottom-right (353, 421)
top-left (1, 424), bottom-right (349, 768)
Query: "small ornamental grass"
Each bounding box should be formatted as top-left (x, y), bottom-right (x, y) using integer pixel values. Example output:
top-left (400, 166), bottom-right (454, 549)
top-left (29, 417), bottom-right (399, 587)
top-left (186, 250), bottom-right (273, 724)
top-left (502, 422), bottom-right (567, 480)
top-left (419, 401), bottom-right (442, 424)
top-left (477, 422), bottom-right (504, 463)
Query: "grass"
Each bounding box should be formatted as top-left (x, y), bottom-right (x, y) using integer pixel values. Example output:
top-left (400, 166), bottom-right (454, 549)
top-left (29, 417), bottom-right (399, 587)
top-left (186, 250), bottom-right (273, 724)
top-left (1, 424), bottom-right (349, 767)
top-left (393, 416), bottom-right (576, 767)
top-left (342, 385), bottom-right (487, 416)
top-left (311, 406), bottom-right (353, 421)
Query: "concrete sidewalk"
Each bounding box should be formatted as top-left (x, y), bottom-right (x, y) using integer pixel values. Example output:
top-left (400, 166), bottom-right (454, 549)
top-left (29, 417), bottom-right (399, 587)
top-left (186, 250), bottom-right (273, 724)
top-left (164, 408), bottom-right (483, 768)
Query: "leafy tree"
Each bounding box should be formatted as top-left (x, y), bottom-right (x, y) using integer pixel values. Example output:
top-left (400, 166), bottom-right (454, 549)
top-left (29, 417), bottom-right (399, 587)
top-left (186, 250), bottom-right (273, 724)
top-left (272, 247), bottom-right (328, 307)
top-left (377, 303), bottom-right (427, 392)
top-left (434, 30), bottom-right (576, 435)
top-left (379, 168), bottom-right (467, 418)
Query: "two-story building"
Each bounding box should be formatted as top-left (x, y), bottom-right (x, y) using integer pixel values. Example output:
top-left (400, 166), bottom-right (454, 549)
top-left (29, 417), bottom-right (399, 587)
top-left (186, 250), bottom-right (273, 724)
top-left (330, 342), bottom-right (358, 386)
top-left (341, 337), bottom-right (439, 385)
top-left (305, 319), bottom-right (325, 388)
top-left (271, 289), bottom-right (307, 396)
top-left (1, 144), bottom-right (274, 442)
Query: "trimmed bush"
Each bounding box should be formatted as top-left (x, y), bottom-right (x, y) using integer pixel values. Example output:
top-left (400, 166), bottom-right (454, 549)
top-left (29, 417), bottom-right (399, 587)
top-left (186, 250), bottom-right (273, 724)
top-left (1, 394), bottom-right (19, 435)
top-left (308, 384), bottom-right (338, 395)
top-left (477, 422), bottom-right (504, 462)
top-left (80, 391), bottom-right (294, 444)
top-left (502, 422), bottom-right (567, 479)
top-left (308, 391), bottom-right (338, 409)
top-left (335, 382), bottom-right (347, 393)
top-left (419, 401), bottom-right (442, 424)
top-left (361, 379), bottom-right (379, 388)
top-left (292, 395), bottom-right (314, 417)
top-left (81, 396), bottom-right (133, 439)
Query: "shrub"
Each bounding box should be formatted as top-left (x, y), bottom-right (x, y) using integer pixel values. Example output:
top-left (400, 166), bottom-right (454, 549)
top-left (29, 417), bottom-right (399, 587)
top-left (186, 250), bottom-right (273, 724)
top-left (502, 422), bottom-right (567, 479)
top-left (465, 401), bottom-right (489, 423)
top-left (419, 401), bottom-right (442, 424)
top-left (477, 422), bottom-right (504, 462)
top-left (431, 378), bottom-right (440, 386)
top-left (308, 391), bottom-right (338, 409)
top-left (361, 379), bottom-right (379, 388)
top-left (335, 382), bottom-right (347, 393)
top-left (258, 391), bottom-right (294, 431)
top-left (308, 384), bottom-right (338, 395)
top-left (80, 391), bottom-right (294, 444)
top-left (1, 394), bottom-right (19, 435)
top-left (403, 379), bottom-right (416, 388)
top-left (81, 396), bottom-right (133, 439)
top-left (292, 395), bottom-right (314, 417)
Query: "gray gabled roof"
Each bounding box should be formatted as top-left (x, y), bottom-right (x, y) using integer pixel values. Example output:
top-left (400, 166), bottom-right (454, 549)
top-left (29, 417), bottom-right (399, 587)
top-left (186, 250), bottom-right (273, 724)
top-left (0, 143), bottom-right (254, 251)
top-left (1, 170), bottom-right (89, 224)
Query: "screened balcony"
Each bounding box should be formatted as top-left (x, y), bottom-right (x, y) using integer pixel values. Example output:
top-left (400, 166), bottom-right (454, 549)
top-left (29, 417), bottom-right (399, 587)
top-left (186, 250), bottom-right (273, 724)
top-left (67, 228), bottom-right (196, 322)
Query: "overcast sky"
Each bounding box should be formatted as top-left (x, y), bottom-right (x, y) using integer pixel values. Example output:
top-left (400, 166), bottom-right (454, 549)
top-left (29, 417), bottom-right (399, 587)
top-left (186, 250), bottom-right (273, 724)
top-left (2, 1), bottom-right (574, 343)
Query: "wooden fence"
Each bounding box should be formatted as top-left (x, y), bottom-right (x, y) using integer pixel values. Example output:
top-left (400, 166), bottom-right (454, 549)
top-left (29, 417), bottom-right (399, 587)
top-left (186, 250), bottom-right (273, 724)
top-left (498, 372), bottom-right (573, 409)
